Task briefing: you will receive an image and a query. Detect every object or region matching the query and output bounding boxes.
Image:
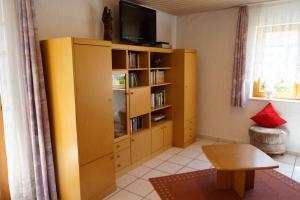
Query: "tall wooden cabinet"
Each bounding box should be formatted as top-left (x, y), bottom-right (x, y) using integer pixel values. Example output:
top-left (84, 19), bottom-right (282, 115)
top-left (41, 38), bottom-right (116, 200)
top-left (173, 49), bottom-right (197, 147)
top-left (0, 98), bottom-right (10, 200)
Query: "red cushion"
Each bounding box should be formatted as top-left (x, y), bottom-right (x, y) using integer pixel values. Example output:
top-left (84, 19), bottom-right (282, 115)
top-left (251, 103), bottom-right (287, 128)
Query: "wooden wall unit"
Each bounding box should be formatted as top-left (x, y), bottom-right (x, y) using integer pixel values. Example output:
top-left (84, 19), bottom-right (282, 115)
top-left (173, 49), bottom-right (197, 147)
top-left (41, 38), bottom-right (116, 200)
top-left (41, 37), bottom-right (197, 198)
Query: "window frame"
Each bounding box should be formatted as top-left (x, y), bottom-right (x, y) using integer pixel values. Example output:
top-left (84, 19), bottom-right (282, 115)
top-left (253, 80), bottom-right (300, 100)
top-left (252, 23), bottom-right (300, 100)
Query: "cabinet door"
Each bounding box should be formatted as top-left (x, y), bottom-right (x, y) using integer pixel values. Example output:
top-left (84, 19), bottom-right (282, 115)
top-left (73, 44), bottom-right (114, 165)
top-left (151, 126), bottom-right (164, 153)
top-left (80, 154), bottom-right (115, 200)
top-left (131, 130), bottom-right (151, 163)
top-left (129, 87), bottom-right (151, 118)
top-left (184, 52), bottom-right (197, 121)
top-left (164, 121), bottom-right (173, 146)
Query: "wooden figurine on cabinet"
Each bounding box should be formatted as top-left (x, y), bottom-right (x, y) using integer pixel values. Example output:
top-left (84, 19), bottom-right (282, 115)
top-left (102, 6), bottom-right (113, 41)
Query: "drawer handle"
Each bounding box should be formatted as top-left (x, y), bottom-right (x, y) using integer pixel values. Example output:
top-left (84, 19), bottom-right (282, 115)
top-left (116, 155), bottom-right (120, 158)
top-left (117, 164), bottom-right (121, 167)
top-left (116, 144), bottom-right (120, 148)
top-left (132, 139), bottom-right (135, 142)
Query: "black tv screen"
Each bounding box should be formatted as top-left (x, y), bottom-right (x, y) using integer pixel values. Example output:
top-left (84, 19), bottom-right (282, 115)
top-left (120, 1), bottom-right (156, 45)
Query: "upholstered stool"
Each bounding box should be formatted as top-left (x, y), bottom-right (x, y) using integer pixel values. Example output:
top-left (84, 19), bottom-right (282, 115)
top-left (249, 126), bottom-right (288, 155)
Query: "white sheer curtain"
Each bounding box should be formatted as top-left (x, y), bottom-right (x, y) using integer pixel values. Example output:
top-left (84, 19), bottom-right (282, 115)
top-left (246, 0), bottom-right (300, 93)
top-left (0, 0), bottom-right (36, 199)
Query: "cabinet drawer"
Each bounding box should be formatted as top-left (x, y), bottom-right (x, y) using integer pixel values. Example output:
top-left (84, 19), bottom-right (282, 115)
top-left (114, 139), bottom-right (130, 152)
top-left (115, 148), bottom-right (131, 171)
top-left (80, 153), bottom-right (115, 200)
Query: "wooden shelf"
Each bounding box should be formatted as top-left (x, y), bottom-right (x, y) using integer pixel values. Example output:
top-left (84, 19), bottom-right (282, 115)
top-left (113, 88), bottom-right (126, 91)
top-left (151, 105), bottom-right (172, 112)
top-left (151, 83), bottom-right (172, 87)
top-left (112, 68), bottom-right (127, 72)
top-left (150, 67), bottom-right (172, 70)
top-left (114, 134), bottom-right (129, 143)
top-left (128, 68), bottom-right (149, 71)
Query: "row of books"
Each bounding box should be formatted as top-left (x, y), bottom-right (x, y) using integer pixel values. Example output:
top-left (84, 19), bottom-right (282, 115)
top-left (129, 72), bottom-right (140, 87)
top-left (130, 116), bottom-right (143, 132)
top-left (150, 70), bottom-right (165, 85)
top-left (151, 90), bottom-right (166, 109)
top-left (128, 52), bottom-right (139, 68)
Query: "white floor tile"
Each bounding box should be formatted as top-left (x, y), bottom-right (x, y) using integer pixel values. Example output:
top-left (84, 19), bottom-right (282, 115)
top-left (292, 166), bottom-right (300, 183)
top-left (178, 149), bottom-right (201, 159)
top-left (185, 143), bottom-right (203, 152)
top-left (155, 152), bottom-right (174, 161)
top-left (145, 190), bottom-right (161, 200)
top-left (128, 166), bottom-right (152, 177)
top-left (196, 153), bottom-right (209, 162)
top-left (168, 155), bottom-right (192, 166)
top-left (155, 162), bottom-right (183, 174)
top-left (106, 189), bottom-right (142, 200)
top-left (273, 154), bottom-right (296, 165)
top-left (275, 162), bottom-right (294, 177)
top-left (143, 159), bottom-right (164, 168)
top-left (117, 174), bottom-right (138, 188)
top-left (187, 159), bottom-right (211, 170)
top-left (164, 147), bottom-right (183, 155)
top-left (294, 159), bottom-right (299, 167)
top-left (142, 169), bottom-right (169, 180)
top-left (103, 188), bottom-right (121, 200)
top-left (176, 167), bottom-right (197, 174)
top-left (125, 179), bottom-right (154, 197)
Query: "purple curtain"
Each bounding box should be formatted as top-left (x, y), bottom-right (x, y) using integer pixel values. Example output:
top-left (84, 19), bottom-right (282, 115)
top-left (17, 0), bottom-right (57, 199)
top-left (231, 6), bottom-right (248, 108)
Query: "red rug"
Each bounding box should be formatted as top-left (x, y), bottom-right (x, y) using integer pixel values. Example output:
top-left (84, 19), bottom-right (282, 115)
top-left (149, 169), bottom-right (300, 200)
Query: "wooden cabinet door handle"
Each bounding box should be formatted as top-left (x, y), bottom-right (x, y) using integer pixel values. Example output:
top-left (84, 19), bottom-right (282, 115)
top-left (117, 164), bottom-right (121, 167)
top-left (116, 155), bottom-right (120, 158)
top-left (130, 92), bottom-right (134, 95)
top-left (132, 139), bottom-right (135, 142)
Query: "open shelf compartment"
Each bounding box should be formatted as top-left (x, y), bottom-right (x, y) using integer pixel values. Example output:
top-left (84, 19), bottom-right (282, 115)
top-left (130, 113), bottom-right (150, 134)
top-left (151, 108), bottom-right (172, 128)
top-left (112, 49), bottom-right (127, 69)
top-left (128, 51), bottom-right (149, 69)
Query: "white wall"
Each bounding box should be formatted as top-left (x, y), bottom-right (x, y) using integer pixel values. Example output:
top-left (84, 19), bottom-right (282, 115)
top-left (177, 8), bottom-right (300, 153)
top-left (35, 0), bottom-right (176, 47)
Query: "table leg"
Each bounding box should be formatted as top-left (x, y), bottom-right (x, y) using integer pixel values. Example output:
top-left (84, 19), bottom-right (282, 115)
top-left (217, 170), bottom-right (255, 198)
top-left (233, 171), bottom-right (246, 197)
top-left (217, 171), bottom-right (233, 189)
top-left (245, 170), bottom-right (255, 189)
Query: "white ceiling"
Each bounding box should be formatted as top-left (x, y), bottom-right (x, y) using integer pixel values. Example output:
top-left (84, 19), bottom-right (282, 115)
top-left (131, 0), bottom-right (276, 15)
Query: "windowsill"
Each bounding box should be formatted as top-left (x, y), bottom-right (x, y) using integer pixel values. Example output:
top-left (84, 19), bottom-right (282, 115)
top-left (249, 97), bottom-right (300, 104)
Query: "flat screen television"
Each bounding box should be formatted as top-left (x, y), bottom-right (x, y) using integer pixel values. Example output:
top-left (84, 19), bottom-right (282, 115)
top-left (120, 1), bottom-right (156, 45)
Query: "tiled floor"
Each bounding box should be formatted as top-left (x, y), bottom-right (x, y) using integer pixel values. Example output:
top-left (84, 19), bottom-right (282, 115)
top-left (105, 138), bottom-right (300, 200)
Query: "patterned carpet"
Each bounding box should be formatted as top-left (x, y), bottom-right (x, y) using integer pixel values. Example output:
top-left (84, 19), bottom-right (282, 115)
top-left (150, 168), bottom-right (300, 200)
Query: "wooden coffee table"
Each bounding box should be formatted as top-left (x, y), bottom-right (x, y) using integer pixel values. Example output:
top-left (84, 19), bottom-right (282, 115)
top-left (202, 144), bottom-right (279, 197)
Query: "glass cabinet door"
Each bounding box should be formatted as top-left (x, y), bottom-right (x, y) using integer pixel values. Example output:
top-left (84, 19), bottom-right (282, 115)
top-left (112, 72), bottom-right (128, 139)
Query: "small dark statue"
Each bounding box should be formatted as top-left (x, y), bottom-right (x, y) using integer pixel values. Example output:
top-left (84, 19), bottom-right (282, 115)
top-left (102, 6), bottom-right (113, 41)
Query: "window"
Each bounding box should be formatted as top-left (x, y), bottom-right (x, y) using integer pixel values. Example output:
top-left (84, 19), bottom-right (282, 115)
top-left (247, 1), bottom-right (300, 100)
